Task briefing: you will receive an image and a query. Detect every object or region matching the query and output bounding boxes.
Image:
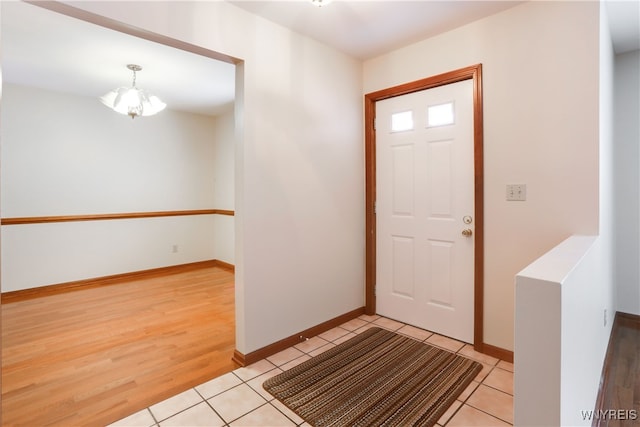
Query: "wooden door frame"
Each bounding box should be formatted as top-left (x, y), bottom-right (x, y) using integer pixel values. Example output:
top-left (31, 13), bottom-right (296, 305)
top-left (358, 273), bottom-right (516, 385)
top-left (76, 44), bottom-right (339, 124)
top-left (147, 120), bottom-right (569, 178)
top-left (364, 64), bottom-right (485, 351)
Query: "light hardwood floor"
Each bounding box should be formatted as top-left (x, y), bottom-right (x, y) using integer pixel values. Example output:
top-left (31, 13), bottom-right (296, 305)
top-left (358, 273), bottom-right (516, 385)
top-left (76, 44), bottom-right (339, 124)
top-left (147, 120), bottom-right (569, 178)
top-left (1, 266), bottom-right (237, 427)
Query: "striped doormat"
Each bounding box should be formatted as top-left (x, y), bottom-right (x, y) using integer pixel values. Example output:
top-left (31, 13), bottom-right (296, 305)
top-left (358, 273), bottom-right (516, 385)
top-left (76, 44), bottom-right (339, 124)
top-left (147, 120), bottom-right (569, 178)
top-left (263, 327), bottom-right (481, 427)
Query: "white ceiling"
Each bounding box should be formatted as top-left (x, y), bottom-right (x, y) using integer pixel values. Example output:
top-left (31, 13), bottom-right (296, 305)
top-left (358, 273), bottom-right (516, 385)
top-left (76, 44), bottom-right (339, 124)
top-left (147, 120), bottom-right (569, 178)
top-left (229, 0), bottom-right (525, 60)
top-left (1, 1), bottom-right (237, 116)
top-left (232, 0), bottom-right (639, 57)
top-left (2, 1), bottom-right (638, 117)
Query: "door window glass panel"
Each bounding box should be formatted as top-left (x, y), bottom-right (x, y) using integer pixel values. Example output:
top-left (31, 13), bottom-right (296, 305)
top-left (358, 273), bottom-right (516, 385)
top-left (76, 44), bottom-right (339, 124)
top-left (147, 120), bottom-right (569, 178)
top-left (427, 102), bottom-right (454, 127)
top-left (391, 110), bottom-right (414, 132)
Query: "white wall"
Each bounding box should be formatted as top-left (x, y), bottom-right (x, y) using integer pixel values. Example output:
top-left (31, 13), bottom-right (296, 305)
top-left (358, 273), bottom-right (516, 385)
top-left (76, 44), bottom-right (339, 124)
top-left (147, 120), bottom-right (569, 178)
top-left (1, 83), bottom-right (233, 291)
top-left (1, 84), bottom-right (221, 216)
top-left (614, 49), bottom-right (640, 316)
top-left (514, 236), bottom-right (613, 426)
top-left (514, 5), bottom-right (616, 425)
top-left (598, 0), bottom-right (617, 332)
top-left (211, 107), bottom-right (235, 264)
top-left (363, 1), bottom-right (600, 351)
top-left (55, 1), bottom-right (365, 354)
top-left (211, 108), bottom-right (235, 212)
top-left (2, 216), bottom-right (217, 292)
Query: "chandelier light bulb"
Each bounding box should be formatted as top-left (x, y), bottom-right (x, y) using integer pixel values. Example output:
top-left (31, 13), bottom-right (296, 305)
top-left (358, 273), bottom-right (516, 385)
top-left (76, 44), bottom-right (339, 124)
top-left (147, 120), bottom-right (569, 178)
top-left (100, 64), bottom-right (166, 119)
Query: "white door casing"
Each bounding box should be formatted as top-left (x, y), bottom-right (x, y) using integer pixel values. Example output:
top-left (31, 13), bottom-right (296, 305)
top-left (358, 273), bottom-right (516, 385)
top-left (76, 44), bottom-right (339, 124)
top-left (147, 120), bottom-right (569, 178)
top-left (376, 79), bottom-right (475, 343)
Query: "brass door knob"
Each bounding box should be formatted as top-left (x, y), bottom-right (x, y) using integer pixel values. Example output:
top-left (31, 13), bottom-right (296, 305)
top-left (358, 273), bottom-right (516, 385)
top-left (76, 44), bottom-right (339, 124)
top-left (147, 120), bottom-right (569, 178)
top-left (462, 229), bottom-right (473, 237)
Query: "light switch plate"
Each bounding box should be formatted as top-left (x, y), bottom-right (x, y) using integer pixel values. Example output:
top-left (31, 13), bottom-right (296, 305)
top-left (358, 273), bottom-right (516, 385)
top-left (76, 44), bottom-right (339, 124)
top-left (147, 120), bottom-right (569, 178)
top-left (506, 184), bottom-right (526, 201)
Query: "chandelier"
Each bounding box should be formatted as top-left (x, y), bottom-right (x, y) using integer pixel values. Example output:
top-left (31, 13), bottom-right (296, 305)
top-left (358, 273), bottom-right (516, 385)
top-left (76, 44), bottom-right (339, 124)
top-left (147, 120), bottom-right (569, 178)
top-left (100, 64), bottom-right (166, 119)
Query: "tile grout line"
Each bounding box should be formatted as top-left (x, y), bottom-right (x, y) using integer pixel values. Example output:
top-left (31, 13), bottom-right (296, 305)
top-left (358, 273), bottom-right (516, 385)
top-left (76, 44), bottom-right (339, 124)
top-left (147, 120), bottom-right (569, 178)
top-left (193, 385), bottom-right (232, 426)
top-left (452, 402), bottom-right (513, 426)
top-left (231, 363), bottom-right (305, 426)
top-left (146, 408), bottom-right (160, 427)
top-left (444, 360), bottom-right (514, 426)
top-left (481, 378), bottom-right (514, 396)
top-left (150, 389), bottom-right (213, 425)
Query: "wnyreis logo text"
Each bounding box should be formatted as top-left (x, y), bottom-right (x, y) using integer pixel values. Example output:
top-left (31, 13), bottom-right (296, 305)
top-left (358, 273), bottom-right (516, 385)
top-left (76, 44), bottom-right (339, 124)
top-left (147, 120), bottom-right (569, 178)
top-left (581, 409), bottom-right (638, 421)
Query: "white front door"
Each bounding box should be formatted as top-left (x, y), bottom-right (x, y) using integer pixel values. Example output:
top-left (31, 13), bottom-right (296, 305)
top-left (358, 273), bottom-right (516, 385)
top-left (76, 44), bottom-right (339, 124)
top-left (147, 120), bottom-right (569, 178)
top-left (376, 79), bottom-right (475, 343)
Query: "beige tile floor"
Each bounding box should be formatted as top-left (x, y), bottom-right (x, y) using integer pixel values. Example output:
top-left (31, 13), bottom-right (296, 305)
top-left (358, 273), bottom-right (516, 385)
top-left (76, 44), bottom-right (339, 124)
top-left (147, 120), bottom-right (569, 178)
top-left (109, 315), bottom-right (513, 427)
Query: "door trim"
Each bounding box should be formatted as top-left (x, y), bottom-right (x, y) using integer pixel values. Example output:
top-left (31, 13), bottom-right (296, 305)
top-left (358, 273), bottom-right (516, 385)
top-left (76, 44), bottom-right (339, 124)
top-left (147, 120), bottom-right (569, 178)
top-left (364, 64), bottom-right (484, 350)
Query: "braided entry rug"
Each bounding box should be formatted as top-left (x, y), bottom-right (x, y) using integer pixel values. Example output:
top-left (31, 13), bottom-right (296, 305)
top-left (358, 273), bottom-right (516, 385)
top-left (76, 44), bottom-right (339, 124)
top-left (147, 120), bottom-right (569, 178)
top-left (263, 327), bottom-right (482, 427)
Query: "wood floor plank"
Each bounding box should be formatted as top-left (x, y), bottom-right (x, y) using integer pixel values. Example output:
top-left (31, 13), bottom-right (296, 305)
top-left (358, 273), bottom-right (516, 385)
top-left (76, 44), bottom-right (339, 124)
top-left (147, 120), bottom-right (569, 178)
top-left (595, 312), bottom-right (640, 427)
top-left (1, 266), bottom-right (237, 426)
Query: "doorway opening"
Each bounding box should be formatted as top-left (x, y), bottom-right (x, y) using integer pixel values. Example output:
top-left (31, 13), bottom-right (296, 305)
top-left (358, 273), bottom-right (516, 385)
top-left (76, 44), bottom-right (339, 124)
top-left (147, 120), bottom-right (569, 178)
top-left (1, 2), bottom-right (244, 424)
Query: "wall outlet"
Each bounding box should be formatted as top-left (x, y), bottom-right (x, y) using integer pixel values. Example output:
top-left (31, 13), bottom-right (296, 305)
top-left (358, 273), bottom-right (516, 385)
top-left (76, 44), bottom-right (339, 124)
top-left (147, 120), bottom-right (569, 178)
top-left (172, 244), bottom-right (179, 253)
top-left (506, 184), bottom-right (527, 201)
top-left (604, 308), bottom-right (607, 327)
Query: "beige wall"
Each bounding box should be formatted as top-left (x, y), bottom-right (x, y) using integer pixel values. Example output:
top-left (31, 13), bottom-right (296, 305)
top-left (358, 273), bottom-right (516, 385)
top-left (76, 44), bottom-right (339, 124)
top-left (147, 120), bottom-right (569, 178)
top-left (364, 1), bottom-right (601, 351)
